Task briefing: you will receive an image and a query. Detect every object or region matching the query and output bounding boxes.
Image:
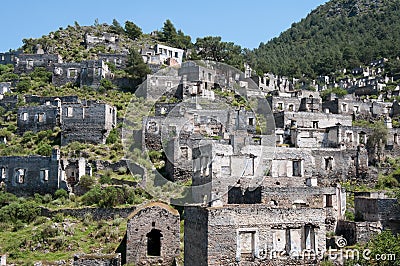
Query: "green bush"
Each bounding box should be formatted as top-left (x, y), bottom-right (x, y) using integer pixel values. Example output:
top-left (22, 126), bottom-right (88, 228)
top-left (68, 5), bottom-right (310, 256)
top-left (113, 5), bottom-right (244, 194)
top-left (78, 175), bottom-right (97, 190)
top-left (54, 189), bottom-right (68, 199)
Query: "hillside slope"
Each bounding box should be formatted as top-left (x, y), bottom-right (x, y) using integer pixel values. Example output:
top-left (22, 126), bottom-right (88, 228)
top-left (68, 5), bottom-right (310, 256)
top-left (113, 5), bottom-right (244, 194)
top-left (250, 0), bottom-right (400, 78)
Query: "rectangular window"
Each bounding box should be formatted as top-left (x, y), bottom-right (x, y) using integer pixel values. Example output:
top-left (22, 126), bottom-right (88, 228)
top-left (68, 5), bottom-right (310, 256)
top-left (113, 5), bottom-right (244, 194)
top-left (292, 160), bottom-right (301, 177)
top-left (66, 107), bottom-right (73, 117)
top-left (68, 68), bottom-right (78, 78)
top-left (180, 146), bottom-right (189, 160)
top-left (174, 52), bottom-right (179, 58)
top-left (21, 112), bottom-right (28, 121)
top-left (248, 117), bottom-right (254, 126)
top-left (38, 113), bottom-right (45, 123)
top-left (1, 167), bottom-right (6, 180)
top-left (325, 194), bottom-right (333, 207)
top-left (312, 121), bottom-right (319, 129)
top-left (40, 169), bottom-right (49, 181)
top-left (15, 169), bottom-right (25, 184)
top-left (26, 60), bottom-right (34, 69)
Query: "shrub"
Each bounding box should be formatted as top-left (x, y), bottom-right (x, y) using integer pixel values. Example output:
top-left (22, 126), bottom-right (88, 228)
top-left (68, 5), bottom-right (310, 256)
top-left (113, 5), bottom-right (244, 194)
top-left (78, 175), bottom-right (97, 190)
top-left (54, 189), bottom-right (68, 199)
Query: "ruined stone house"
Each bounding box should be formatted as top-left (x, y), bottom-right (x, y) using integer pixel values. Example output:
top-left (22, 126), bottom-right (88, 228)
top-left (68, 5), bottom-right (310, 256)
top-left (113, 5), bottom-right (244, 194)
top-left (60, 100), bottom-right (117, 145)
top-left (14, 53), bottom-right (62, 74)
top-left (125, 202), bottom-right (180, 266)
top-left (0, 148), bottom-right (67, 195)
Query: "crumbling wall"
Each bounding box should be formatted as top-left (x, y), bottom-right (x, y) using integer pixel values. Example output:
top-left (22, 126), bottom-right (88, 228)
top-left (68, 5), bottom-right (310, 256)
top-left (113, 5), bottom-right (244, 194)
top-left (184, 205), bottom-right (327, 266)
top-left (14, 54), bottom-right (61, 74)
top-left (17, 105), bottom-right (60, 133)
top-left (0, 153), bottom-right (66, 195)
top-left (52, 62), bottom-right (82, 87)
top-left (336, 220), bottom-right (382, 245)
top-left (73, 253), bottom-right (121, 266)
top-left (126, 202), bottom-right (180, 266)
top-left (61, 102), bottom-right (116, 145)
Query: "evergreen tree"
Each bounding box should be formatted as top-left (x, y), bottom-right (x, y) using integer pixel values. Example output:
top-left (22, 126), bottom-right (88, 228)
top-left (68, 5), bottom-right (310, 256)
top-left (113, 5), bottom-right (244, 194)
top-left (125, 47), bottom-right (151, 86)
top-left (110, 19), bottom-right (124, 34)
top-left (125, 21), bottom-right (142, 40)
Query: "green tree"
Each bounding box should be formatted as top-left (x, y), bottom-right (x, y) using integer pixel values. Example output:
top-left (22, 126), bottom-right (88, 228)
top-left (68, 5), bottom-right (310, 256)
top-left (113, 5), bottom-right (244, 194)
top-left (124, 21), bottom-right (142, 40)
top-left (367, 121), bottom-right (389, 165)
top-left (194, 36), bottom-right (244, 69)
top-left (110, 19), bottom-right (124, 34)
top-left (160, 19), bottom-right (178, 44)
top-left (125, 47), bottom-right (151, 85)
top-left (159, 20), bottom-right (192, 49)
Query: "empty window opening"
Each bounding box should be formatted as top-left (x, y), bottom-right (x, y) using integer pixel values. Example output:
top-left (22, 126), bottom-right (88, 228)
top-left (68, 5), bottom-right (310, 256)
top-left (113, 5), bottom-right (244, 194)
top-left (346, 132), bottom-right (353, 143)
top-left (38, 113), bottom-right (45, 123)
top-left (248, 117), bottom-right (254, 126)
top-left (40, 169), bottom-right (49, 181)
top-left (239, 231), bottom-right (256, 258)
top-left (21, 112), bottom-right (28, 121)
top-left (325, 194), bottom-right (333, 207)
top-left (66, 107), bottom-right (73, 117)
top-left (147, 229), bottom-right (162, 256)
top-left (15, 168), bottom-right (25, 184)
top-left (394, 133), bottom-right (398, 145)
top-left (292, 160), bottom-right (302, 177)
top-left (277, 102), bottom-right (283, 110)
top-left (312, 121), bottom-right (319, 129)
top-left (180, 146), bottom-right (189, 160)
top-left (324, 157), bottom-right (334, 170)
top-left (1, 167), bottom-right (6, 180)
top-left (174, 52), bottom-right (179, 58)
top-left (288, 104), bottom-right (294, 111)
top-left (67, 68), bottom-right (78, 78)
top-left (359, 132), bottom-right (366, 144)
top-left (26, 60), bottom-right (34, 69)
top-left (342, 103), bottom-right (348, 112)
top-left (304, 226), bottom-right (315, 250)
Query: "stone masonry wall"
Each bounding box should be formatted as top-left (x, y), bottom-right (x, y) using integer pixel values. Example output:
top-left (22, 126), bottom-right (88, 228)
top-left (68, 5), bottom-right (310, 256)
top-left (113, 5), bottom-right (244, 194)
top-left (126, 203), bottom-right (180, 266)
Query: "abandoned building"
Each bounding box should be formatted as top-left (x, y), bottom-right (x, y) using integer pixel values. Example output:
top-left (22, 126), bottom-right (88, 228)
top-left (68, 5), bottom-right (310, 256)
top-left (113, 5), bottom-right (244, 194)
top-left (0, 148), bottom-right (66, 195)
top-left (61, 100), bottom-right (117, 145)
top-left (185, 205), bottom-right (327, 265)
top-left (141, 44), bottom-right (184, 67)
top-left (14, 53), bottom-right (62, 74)
top-left (84, 32), bottom-right (122, 51)
top-left (52, 62), bottom-right (83, 87)
top-left (0, 51), bottom-right (21, 65)
top-left (0, 148), bottom-right (90, 195)
top-left (125, 202), bottom-right (180, 265)
top-left (17, 105), bottom-right (60, 133)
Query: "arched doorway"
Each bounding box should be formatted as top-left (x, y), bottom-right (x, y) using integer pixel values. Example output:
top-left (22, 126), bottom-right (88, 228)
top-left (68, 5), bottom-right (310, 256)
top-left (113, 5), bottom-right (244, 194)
top-left (146, 229), bottom-right (163, 256)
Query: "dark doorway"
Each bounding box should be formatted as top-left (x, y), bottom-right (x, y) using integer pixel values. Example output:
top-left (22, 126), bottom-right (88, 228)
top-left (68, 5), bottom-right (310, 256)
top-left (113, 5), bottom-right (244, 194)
top-left (146, 229), bottom-right (162, 256)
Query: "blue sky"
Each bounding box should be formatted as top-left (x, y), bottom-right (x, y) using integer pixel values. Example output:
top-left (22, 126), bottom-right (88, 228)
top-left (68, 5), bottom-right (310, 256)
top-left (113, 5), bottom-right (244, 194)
top-left (0, 0), bottom-right (327, 52)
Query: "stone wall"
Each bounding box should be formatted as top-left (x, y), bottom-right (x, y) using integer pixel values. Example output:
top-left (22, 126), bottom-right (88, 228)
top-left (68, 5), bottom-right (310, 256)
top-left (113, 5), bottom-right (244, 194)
top-left (126, 202), bottom-right (180, 266)
top-left (0, 95), bottom-right (18, 111)
top-left (355, 197), bottom-right (400, 223)
top-left (17, 105), bottom-right (60, 133)
top-left (52, 62), bottom-right (82, 87)
top-left (274, 111), bottom-right (352, 129)
top-left (61, 101), bottom-right (116, 145)
top-left (184, 205), bottom-right (327, 266)
top-left (336, 220), bottom-right (382, 245)
top-left (14, 54), bottom-right (61, 74)
top-left (0, 151), bottom-right (67, 195)
top-left (73, 253), bottom-right (121, 266)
